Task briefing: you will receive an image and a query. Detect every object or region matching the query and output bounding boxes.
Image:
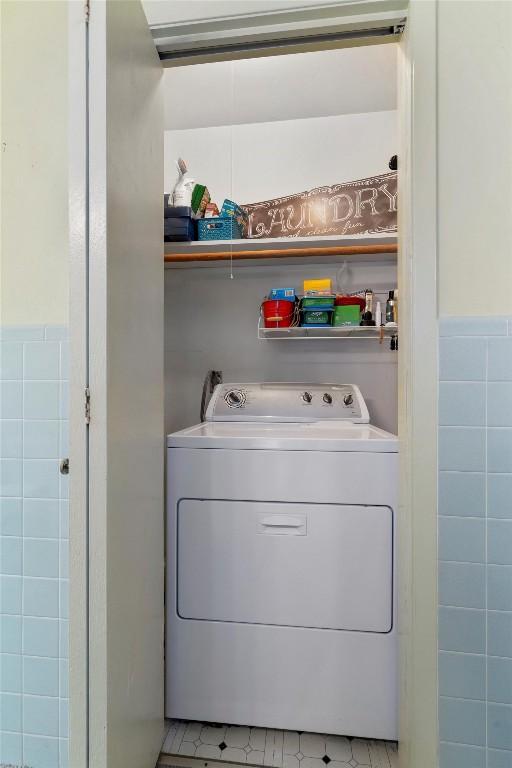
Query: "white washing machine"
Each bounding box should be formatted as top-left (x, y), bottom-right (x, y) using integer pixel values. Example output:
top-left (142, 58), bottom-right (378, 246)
top-left (166, 383), bottom-right (398, 740)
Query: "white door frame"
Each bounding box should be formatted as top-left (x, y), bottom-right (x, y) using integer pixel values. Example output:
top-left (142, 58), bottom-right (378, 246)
top-left (69, 1), bottom-right (438, 766)
top-left (397, 3), bottom-right (438, 767)
top-left (68, 2), bottom-right (89, 767)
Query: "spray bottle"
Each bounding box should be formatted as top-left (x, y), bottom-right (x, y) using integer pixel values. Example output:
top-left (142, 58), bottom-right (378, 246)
top-left (172, 158), bottom-right (195, 207)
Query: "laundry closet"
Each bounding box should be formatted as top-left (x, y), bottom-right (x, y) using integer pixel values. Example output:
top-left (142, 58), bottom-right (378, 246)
top-left (164, 45), bottom-right (399, 436)
top-left (161, 42), bottom-right (400, 765)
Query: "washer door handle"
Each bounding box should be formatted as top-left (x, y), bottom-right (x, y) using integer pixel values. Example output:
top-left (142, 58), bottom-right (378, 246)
top-left (258, 514), bottom-right (307, 535)
top-left (261, 515), bottom-right (302, 527)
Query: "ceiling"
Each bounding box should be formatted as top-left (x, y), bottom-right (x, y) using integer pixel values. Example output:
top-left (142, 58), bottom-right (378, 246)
top-left (162, 44), bottom-right (397, 131)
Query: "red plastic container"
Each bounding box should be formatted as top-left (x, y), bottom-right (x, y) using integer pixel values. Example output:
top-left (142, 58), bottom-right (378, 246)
top-left (335, 295), bottom-right (366, 310)
top-left (261, 299), bottom-right (295, 328)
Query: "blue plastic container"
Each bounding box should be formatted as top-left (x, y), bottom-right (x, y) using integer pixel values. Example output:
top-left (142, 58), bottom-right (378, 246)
top-left (197, 216), bottom-right (243, 241)
top-left (269, 288), bottom-right (296, 301)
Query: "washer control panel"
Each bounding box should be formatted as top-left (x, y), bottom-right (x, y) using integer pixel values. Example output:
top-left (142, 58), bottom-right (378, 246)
top-left (206, 383), bottom-right (369, 423)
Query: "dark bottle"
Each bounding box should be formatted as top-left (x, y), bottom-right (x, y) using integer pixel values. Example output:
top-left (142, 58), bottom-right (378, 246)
top-left (386, 290), bottom-right (396, 324)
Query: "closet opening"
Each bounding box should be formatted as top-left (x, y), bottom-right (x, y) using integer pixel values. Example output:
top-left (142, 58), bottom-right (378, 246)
top-left (162, 40), bottom-right (400, 768)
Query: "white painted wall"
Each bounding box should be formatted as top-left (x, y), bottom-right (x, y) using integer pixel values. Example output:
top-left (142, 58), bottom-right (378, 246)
top-left (163, 46), bottom-right (397, 130)
top-left (0, 1), bottom-right (68, 326)
top-left (165, 259), bottom-right (398, 435)
top-left (437, 0), bottom-right (512, 316)
top-left (164, 50), bottom-right (398, 436)
top-left (165, 110), bottom-right (397, 206)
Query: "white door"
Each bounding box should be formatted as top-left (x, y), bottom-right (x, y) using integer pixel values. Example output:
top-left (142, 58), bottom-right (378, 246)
top-left (69, 2), bottom-right (164, 767)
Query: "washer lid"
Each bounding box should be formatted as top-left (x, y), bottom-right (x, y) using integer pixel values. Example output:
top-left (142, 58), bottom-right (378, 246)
top-left (167, 421), bottom-right (398, 452)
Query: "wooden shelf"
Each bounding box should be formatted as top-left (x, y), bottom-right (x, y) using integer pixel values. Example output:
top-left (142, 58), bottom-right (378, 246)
top-left (164, 234), bottom-right (397, 266)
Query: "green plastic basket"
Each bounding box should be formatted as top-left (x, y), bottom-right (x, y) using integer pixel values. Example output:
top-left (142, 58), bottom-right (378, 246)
top-left (332, 305), bottom-right (361, 326)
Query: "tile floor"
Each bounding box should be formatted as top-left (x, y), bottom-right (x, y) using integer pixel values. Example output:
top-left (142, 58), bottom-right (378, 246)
top-left (161, 720), bottom-right (398, 768)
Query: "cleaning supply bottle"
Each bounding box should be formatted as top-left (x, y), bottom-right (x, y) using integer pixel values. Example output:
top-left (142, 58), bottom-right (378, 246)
top-left (375, 301), bottom-right (382, 327)
top-left (360, 289), bottom-right (376, 326)
top-left (172, 158), bottom-right (195, 207)
top-left (385, 290), bottom-right (396, 325)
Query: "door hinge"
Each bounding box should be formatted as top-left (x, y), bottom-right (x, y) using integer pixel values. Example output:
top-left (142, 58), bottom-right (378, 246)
top-left (85, 387), bottom-right (91, 424)
top-left (84, 0), bottom-right (90, 23)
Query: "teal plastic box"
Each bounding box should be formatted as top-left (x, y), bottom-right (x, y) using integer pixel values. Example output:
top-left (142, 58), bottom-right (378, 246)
top-left (197, 216), bottom-right (243, 241)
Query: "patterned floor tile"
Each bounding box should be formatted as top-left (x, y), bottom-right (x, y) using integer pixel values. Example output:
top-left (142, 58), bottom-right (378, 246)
top-left (179, 741), bottom-right (197, 756)
top-left (162, 721), bottom-right (179, 754)
top-left (250, 728), bottom-right (267, 752)
top-left (351, 740), bottom-right (371, 767)
top-left (368, 740), bottom-right (391, 768)
top-left (264, 729), bottom-right (276, 766)
top-left (227, 726), bottom-right (251, 748)
top-left (283, 731), bottom-right (300, 756)
top-left (185, 722), bottom-right (203, 742)
top-left (325, 737), bottom-right (351, 763)
top-left (300, 734), bottom-right (326, 759)
top-left (272, 729), bottom-right (284, 767)
top-left (162, 720), bottom-right (398, 768)
top-left (301, 758), bottom-right (326, 768)
top-left (202, 725), bottom-right (227, 746)
top-left (196, 743), bottom-right (222, 759)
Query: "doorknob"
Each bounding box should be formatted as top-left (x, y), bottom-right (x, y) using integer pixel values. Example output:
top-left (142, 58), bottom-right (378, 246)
top-left (60, 458), bottom-right (69, 475)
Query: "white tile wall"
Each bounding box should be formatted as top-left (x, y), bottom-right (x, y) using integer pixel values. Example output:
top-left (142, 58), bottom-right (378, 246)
top-left (0, 325), bottom-right (69, 768)
top-left (439, 316), bottom-right (512, 767)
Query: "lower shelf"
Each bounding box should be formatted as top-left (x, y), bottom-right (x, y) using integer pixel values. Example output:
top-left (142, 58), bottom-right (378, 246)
top-left (258, 323), bottom-right (398, 340)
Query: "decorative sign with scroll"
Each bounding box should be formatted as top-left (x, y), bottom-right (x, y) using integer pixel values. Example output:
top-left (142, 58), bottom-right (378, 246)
top-left (242, 172), bottom-right (397, 239)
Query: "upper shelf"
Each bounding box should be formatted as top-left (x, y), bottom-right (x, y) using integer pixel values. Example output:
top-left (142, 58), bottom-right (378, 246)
top-left (164, 234), bottom-right (397, 267)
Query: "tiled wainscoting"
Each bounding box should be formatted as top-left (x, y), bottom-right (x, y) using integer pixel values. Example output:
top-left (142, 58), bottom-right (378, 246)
top-left (439, 317), bottom-right (512, 768)
top-left (162, 721), bottom-right (398, 768)
top-left (0, 326), bottom-right (69, 768)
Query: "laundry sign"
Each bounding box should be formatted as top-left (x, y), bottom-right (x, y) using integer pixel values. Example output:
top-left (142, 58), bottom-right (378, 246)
top-left (242, 171), bottom-right (397, 239)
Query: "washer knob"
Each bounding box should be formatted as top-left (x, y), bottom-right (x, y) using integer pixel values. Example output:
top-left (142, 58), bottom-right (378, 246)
top-left (302, 391), bottom-right (313, 403)
top-left (323, 393), bottom-right (333, 404)
top-left (343, 393), bottom-right (354, 406)
top-left (225, 390), bottom-right (244, 408)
